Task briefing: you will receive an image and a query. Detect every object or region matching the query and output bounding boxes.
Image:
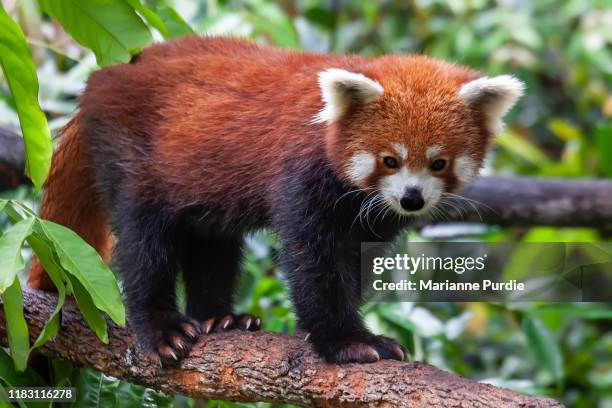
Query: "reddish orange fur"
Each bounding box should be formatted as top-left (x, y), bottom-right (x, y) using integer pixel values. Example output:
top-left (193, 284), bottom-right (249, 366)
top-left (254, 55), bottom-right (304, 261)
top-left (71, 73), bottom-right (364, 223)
top-left (85, 38), bottom-right (485, 209)
top-left (28, 117), bottom-right (112, 290)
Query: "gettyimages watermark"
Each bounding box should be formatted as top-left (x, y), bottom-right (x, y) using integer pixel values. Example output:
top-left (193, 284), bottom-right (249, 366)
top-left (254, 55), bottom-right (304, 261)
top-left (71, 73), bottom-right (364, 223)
top-left (361, 242), bottom-right (612, 302)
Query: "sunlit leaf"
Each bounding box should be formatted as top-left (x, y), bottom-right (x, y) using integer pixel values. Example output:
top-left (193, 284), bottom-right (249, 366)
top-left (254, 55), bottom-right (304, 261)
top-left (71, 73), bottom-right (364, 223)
top-left (0, 4), bottom-right (52, 190)
top-left (38, 0), bottom-right (153, 66)
top-left (548, 119), bottom-right (584, 141)
top-left (495, 132), bottom-right (552, 167)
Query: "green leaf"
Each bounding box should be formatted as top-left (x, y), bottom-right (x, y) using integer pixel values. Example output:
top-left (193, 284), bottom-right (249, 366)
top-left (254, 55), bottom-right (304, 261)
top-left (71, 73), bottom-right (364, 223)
top-left (495, 132), bottom-right (552, 167)
top-left (594, 122), bottom-right (612, 177)
top-left (67, 274), bottom-right (108, 343)
top-left (0, 349), bottom-right (46, 408)
top-left (534, 303), bottom-right (612, 320)
top-left (522, 316), bottom-right (564, 387)
top-left (38, 0), bottom-right (153, 66)
top-left (72, 368), bottom-right (173, 408)
top-left (245, 0), bottom-right (300, 49)
top-left (124, 0), bottom-right (193, 39)
top-left (2, 202), bottom-right (25, 224)
top-left (27, 234), bottom-right (67, 349)
top-left (155, 6), bottom-right (194, 38)
top-left (51, 358), bottom-right (74, 387)
top-left (124, 0), bottom-right (170, 38)
top-left (548, 118), bottom-right (584, 141)
top-left (0, 200), bottom-right (7, 214)
top-left (1, 278), bottom-right (30, 372)
top-left (0, 349), bottom-right (45, 387)
top-left (0, 217), bottom-right (34, 293)
top-left (0, 4), bottom-right (52, 190)
top-left (37, 220), bottom-right (125, 326)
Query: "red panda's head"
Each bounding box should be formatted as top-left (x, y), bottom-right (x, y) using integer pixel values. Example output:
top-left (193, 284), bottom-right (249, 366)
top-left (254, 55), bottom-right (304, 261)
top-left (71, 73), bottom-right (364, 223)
top-left (315, 56), bottom-right (524, 217)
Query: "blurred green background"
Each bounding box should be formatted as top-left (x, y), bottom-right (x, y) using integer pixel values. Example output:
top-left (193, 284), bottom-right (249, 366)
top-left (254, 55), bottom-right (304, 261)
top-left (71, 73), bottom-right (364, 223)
top-left (1, 0), bottom-right (611, 407)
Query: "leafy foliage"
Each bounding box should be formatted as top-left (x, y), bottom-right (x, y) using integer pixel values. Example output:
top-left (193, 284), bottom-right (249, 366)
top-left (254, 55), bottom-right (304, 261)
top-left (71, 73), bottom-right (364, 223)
top-left (0, 199), bottom-right (125, 371)
top-left (0, 2), bottom-right (51, 190)
top-left (38, 0), bottom-right (152, 66)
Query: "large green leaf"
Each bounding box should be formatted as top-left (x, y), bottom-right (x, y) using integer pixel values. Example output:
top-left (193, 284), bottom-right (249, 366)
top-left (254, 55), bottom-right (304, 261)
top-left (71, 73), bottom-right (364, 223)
top-left (0, 4), bottom-right (52, 190)
top-left (1, 279), bottom-right (30, 372)
top-left (38, 0), bottom-right (153, 66)
top-left (37, 220), bottom-right (125, 326)
top-left (522, 315), bottom-right (564, 387)
top-left (0, 217), bottom-right (34, 293)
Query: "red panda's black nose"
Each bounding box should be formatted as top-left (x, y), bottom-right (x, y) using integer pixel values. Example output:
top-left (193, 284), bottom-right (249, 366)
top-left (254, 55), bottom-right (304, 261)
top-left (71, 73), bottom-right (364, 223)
top-left (400, 189), bottom-right (425, 211)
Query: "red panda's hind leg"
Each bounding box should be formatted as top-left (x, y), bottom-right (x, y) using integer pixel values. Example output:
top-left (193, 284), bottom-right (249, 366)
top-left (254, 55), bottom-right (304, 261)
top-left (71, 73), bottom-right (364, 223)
top-left (177, 230), bottom-right (262, 333)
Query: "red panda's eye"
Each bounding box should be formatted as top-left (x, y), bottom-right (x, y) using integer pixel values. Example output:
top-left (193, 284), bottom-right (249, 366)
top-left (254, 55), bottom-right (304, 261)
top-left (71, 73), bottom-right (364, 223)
top-left (430, 159), bottom-right (447, 171)
top-left (383, 156), bottom-right (399, 169)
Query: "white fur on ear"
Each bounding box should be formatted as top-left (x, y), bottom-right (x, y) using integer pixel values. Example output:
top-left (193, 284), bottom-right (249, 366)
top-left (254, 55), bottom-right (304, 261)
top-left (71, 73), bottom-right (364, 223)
top-left (459, 75), bottom-right (525, 134)
top-left (314, 68), bottom-right (384, 124)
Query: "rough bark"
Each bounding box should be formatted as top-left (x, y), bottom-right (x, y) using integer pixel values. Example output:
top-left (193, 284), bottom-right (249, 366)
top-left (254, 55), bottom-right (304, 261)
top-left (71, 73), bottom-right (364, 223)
top-left (0, 289), bottom-right (563, 407)
top-left (447, 176), bottom-right (612, 228)
top-left (0, 127), bottom-right (29, 192)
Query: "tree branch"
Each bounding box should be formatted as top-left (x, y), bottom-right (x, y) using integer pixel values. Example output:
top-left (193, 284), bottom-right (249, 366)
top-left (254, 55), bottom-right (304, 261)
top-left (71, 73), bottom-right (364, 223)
top-left (1, 126), bottom-right (611, 229)
top-left (0, 289), bottom-right (563, 407)
top-left (447, 176), bottom-right (612, 228)
top-left (0, 127), bottom-right (29, 192)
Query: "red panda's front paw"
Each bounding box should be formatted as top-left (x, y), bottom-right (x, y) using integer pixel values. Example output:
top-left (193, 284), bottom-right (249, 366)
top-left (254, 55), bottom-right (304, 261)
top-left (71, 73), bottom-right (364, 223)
top-left (142, 312), bottom-right (203, 366)
top-left (329, 342), bottom-right (381, 363)
top-left (372, 335), bottom-right (408, 361)
top-left (321, 336), bottom-right (407, 364)
top-left (201, 313), bottom-right (262, 334)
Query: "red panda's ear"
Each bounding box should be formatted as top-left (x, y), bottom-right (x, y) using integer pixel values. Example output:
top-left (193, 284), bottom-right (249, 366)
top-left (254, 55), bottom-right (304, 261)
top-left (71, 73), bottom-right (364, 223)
top-left (314, 68), bottom-right (384, 124)
top-left (459, 75), bottom-right (525, 134)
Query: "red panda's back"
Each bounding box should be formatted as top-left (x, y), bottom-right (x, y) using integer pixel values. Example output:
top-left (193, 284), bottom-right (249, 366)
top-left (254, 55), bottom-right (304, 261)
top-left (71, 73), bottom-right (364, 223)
top-left (80, 37), bottom-right (349, 212)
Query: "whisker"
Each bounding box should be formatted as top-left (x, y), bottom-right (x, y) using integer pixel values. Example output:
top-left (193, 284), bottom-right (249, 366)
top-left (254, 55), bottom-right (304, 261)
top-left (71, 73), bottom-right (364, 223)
top-left (438, 198), bottom-right (467, 221)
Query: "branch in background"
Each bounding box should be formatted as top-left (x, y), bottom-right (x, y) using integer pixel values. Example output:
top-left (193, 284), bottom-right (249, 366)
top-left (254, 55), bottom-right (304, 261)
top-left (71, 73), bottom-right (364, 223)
top-left (0, 289), bottom-right (563, 407)
top-left (1, 126), bottom-right (611, 229)
top-left (0, 127), bottom-right (29, 192)
top-left (448, 176), bottom-right (612, 228)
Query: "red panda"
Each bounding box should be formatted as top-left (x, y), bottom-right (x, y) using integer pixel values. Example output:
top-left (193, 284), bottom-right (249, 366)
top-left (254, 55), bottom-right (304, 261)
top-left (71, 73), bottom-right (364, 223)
top-left (29, 36), bottom-right (524, 364)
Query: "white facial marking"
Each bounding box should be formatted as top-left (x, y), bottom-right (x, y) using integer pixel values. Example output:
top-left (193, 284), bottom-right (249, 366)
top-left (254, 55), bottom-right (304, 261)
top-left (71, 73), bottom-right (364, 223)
top-left (454, 154), bottom-right (478, 185)
top-left (347, 151), bottom-right (376, 184)
top-left (459, 75), bottom-right (525, 134)
top-left (313, 68), bottom-right (384, 124)
top-left (392, 143), bottom-right (408, 159)
top-left (379, 168), bottom-right (443, 215)
top-left (426, 145), bottom-right (443, 159)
